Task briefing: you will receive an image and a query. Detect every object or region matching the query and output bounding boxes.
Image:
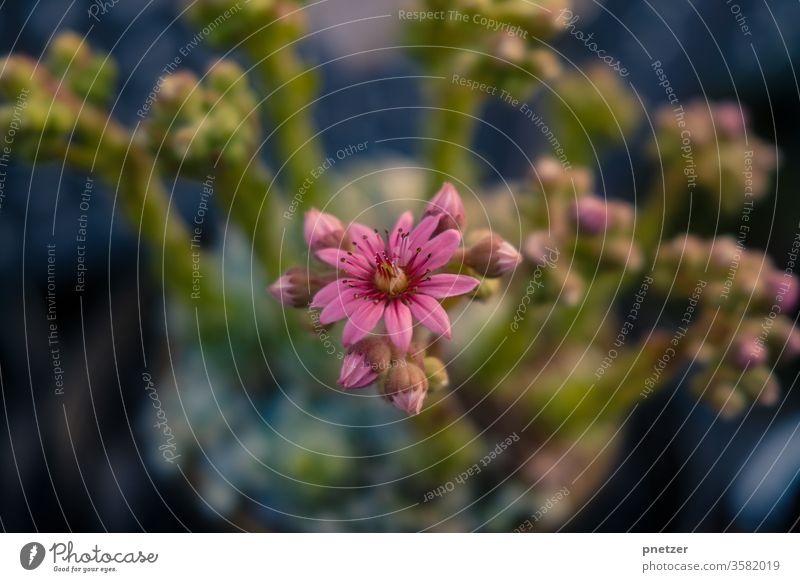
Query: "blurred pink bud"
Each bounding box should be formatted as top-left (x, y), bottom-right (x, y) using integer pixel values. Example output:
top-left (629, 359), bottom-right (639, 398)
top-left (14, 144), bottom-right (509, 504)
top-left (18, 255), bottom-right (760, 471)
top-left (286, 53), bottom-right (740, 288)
top-left (338, 338), bottom-right (393, 389)
top-left (756, 378), bottom-right (780, 406)
top-left (493, 34), bottom-right (526, 64)
top-left (424, 182), bottom-right (466, 233)
top-left (268, 267), bottom-right (324, 307)
top-left (766, 272), bottom-right (799, 311)
top-left (710, 236), bottom-right (739, 269)
top-left (532, 157), bottom-right (565, 191)
top-left (382, 362), bottom-right (428, 416)
top-left (572, 196), bottom-right (608, 235)
top-left (733, 337), bottom-right (768, 369)
top-left (713, 102), bottom-right (747, 139)
top-left (523, 232), bottom-right (560, 267)
top-left (304, 208), bottom-right (345, 251)
top-left (785, 328), bottom-right (800, 359)
top-left (465, 234), bottom-right (522, 278)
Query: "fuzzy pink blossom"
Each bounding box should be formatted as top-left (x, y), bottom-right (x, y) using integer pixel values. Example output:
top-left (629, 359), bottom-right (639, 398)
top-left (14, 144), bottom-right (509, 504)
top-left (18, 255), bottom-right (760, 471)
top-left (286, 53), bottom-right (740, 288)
top-left (309, 212), bottom-right (479, 352)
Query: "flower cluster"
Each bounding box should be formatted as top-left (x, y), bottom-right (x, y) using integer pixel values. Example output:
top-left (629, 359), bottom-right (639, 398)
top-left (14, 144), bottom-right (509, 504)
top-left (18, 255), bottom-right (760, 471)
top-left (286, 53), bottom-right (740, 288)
top-left (270, 183), bottom-right (522, 415)
top-left (141, 60), bottom-right (260, 176)
top-left (653, 100), bottom-right (777, 214)
top-left (521, 157), bottom-right (641, 306)
top-left (654, 234), bottom-right (800, 415)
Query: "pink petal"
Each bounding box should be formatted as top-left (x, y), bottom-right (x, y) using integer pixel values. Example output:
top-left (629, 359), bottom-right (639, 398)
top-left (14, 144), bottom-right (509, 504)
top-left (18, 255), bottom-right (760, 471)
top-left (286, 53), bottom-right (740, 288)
top-left (404, 215), bottom-right (440, 261)
top-left (391, 389), bottom-right (425, 416)
top-left (342, 300), bottom-right (385, 346)
top-left (348, 222), bottom-right (384, 258)
top-left (384, 300), bottom-right (413, 352)
top-left (310, 279), bottom-right (344, 309)
top-left (409, 294), bottom-right (451, 338)
top-left (388, 211), bottom-right (414, 256)
top-left (315, 248), bottom-right (374, 279)
top-left (315, 247), bottom-right (346, 269)
top-left (417, 274), bottom-right (479, 298)
top-left (338, 354), bottom-right (377, 389)
top-left (319, 292), bottom-right (361, 325)
top-left (346, 366), bottom-right (378, 389)
top-left (422, 229), bottom-right (461, 271)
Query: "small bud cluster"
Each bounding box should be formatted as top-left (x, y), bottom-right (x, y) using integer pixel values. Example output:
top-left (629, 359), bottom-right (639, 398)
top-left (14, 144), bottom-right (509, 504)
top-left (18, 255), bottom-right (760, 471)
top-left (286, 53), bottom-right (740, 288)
top-left (407, 0), bottom-right (567, 99)
top-left (421, 0), bottom-right (573, 41)
top-left (653, 100), bottom-right (777, 214)
top-left (654, 234), bottom-right (799, 415)
top-left (141, 60), bottom-right (260, 176)
top-left (46, 32), bottom-right (118, 107)
top-left (0, 33), bottom-right (119, 158)
top-left (654, 234), bottom-right (798, 310)
top-left (185, 0), bottom-right (307, 47)
top-left (553, 64), bottom-right (642, 148)
top-left (520, 157), bottom-right (641, 306)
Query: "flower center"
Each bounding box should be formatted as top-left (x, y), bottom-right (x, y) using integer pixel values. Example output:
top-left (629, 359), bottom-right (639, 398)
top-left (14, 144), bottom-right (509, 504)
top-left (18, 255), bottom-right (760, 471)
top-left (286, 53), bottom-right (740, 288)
top-left (374, 261), bottom-right (408, 296)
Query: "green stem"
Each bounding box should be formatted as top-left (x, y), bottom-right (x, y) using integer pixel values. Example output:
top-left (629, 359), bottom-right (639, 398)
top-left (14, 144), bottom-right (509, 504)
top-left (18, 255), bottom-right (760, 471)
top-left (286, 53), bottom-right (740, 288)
top-left (411, 391), bottom-right (489, 478)
top-left (64, 115), bottom-right (223, 316)
top-left (244, 36), bottom-right (324, 208)
top-left (636, 167), bottom-right (687, 252)
top-left (424, 76), bottom-right (484, 189)
top-left (216, 159), bottom-right (284, 278)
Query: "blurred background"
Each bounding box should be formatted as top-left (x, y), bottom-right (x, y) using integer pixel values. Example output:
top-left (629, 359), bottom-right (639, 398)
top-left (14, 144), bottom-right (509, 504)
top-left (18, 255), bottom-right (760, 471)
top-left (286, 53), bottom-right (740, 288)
top-left (1, 0), bottom-right (800, 532)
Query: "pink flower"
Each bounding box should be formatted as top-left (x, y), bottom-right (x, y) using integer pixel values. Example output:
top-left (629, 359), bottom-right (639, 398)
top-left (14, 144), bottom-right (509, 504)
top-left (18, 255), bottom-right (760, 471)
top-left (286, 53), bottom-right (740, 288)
top-left (309, 212), bottom-right (479, 352)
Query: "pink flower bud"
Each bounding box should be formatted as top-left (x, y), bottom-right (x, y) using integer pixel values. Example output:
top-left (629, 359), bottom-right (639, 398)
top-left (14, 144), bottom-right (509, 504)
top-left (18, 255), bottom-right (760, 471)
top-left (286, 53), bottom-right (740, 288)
top-left (382, 362), bottom-right (428, 416)
top-left (338, 352), bottom-right (378, 390)
top-left (465, 234), bottom-right (522, 278)
top-left (338, 338), bottom-right (393, 389)
top-left (571, 196), bottom-right (608, 235)
top-left (424, 182), bottom-right (466, 233)
top-left (304, 208), bottom-right (345, 251)
top-left (268, 267), bottom-right (323, 307)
